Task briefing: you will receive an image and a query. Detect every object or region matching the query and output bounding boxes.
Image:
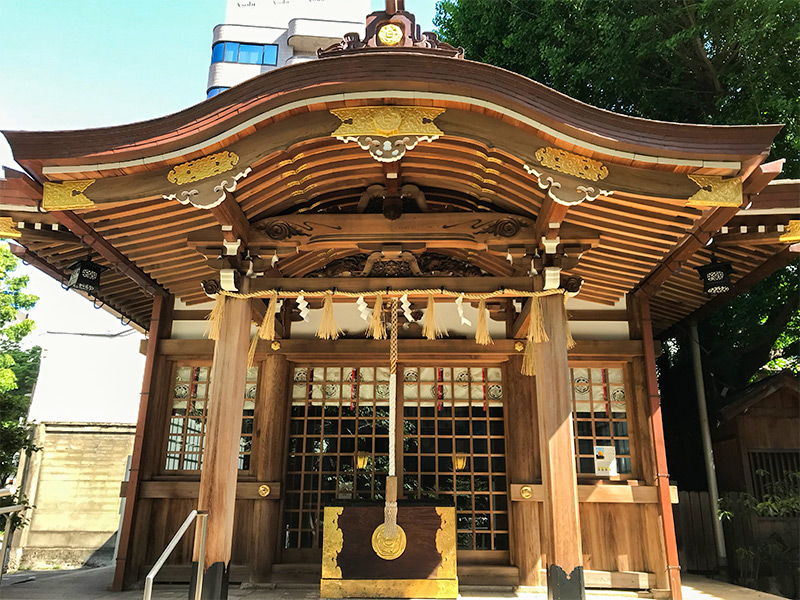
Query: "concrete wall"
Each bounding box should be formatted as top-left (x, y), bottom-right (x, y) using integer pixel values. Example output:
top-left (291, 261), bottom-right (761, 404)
top-left (9, 422), bottom-right (135, 569)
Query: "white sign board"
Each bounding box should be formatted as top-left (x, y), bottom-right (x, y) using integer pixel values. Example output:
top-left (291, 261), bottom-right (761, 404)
top-left (594, 445), bottom-right (618, 477)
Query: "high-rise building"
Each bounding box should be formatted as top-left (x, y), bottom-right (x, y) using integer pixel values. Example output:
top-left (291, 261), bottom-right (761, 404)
top-left (206, 0), bottom-right (371, 98)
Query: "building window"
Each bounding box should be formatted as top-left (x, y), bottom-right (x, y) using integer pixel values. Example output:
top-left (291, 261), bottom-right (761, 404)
top-left (570, 367), bottom-right (633, 477)
top-left (211, 41), bottom-right (278, 66)
top-left (206, 87), bottom-right (230, 99)
top-left (402, 367), bottom-right (508, 551)
top-left (748, 450), bottom-right (800, 501)
top-left (165, 364), bottom-right (258, 472)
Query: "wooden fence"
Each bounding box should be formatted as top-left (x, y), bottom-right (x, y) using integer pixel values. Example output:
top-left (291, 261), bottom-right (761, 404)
top-left (673, 490), bottom-right (720, 573)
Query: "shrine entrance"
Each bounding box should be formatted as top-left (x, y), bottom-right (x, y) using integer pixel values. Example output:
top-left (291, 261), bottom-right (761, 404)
top-left (282, 365), bottom-right (510, 562)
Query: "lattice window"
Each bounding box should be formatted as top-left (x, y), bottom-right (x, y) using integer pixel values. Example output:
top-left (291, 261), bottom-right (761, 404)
top-left (402, 367), bottom-right (508, 551)
top-left (748, 450), bottom-right (800, 500)
top-left (570, 366), bottom-right (633, 477)
top-left (165, 365), bottom-right (258, 472)
top-left (283, 365), bottom-right (509, 552)
top-left (284, 367), bottom-right (391, 549)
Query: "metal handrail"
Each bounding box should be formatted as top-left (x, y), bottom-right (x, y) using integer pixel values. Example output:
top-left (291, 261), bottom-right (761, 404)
top-left (143, 509), bottom-right (208, 600)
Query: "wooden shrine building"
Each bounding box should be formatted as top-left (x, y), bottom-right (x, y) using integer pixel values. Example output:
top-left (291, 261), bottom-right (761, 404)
top-left (1, 3), bottom-right (798, 599)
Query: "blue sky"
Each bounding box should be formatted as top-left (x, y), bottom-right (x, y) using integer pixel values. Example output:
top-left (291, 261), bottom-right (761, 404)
top-left (0, 0), bottom-right (438, 339)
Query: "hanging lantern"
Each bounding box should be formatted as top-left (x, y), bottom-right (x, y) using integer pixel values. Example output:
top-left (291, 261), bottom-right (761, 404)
top-left (66, 256), bottom-right (106, 293)
top-left (695, 255), bottom-right (733, 295)
top-left (454, 454), bottom-right (468, 471)
top-left (356, 451), bottom-right (370, 470)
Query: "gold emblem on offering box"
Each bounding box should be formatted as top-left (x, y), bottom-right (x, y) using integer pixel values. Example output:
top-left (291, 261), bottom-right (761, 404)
top-left (378, 23), bottom-right (404, 46)
top-left (535, 147), bottom-right (608, 181)
top-left (371, 523), bottom-right (407, 560)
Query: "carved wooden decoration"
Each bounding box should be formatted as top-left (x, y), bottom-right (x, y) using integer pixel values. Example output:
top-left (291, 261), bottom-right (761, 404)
top-left (42, 179), bottom-right (96, 211)
top-left (330, 107), bottom-right (445, 162)
top-left (524, 165), bottom-right (613, 206)
top-left (686, 175), bottom-right (743, 207)
top-left (163, 166), bottom-right (252, 209)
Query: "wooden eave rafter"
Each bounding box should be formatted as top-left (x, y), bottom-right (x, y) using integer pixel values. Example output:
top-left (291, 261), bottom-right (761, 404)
top-left (3, 53), bottom-right (781, 177)
top-left (0, 52), bottom-right (788, 327)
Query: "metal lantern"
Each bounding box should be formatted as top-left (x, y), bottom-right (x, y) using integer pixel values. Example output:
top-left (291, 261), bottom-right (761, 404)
top-left (67, 256), bottom-right (106, 293)
top-left (454, 454), bottom-right (468, 471)
top-left (695, 255), bottom-right (733, 295)
top-left (356, 451), bottom-right (370, 470)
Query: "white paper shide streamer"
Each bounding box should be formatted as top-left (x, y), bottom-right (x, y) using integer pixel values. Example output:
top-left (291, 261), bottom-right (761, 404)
top-left (296, 295), bottom-right (310, 322)
top-left (455, 294), bottom-right (472, 326)
top-left (356, 295), bottom-right (371, 323)
top-left (400, 293), bottom-right (415, 322)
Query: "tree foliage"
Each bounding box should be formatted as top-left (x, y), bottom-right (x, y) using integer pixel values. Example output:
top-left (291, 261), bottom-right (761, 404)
top-left (435, 0), bottom-right (800, 176)
top-left (0, 243), bottom-right (40, 486)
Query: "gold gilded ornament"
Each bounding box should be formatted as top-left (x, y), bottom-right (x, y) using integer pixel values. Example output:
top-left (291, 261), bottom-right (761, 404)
top-left (42, 179), bottom-right (96, 211)
top-left (0, 218), bottom-right (21, 239)
top-left (779, 220), bottom-right (800, 243)
top-left (371, 523), bottom-right (407, 560)
top-left (331, 106), bottom-right (444, 138)
top-left (520, 485), bottom-right (533, 499)
top-left (514, 341), bottom-right (525, 352)
top-left (378, 23), bottom-right (404, 46)
top-left (535, 147), bottom-right (608, 181)
top-left (321, 579), bottom-right (458, 599)
top-left (686, 175), bottom-right (742, 207)
top-left (271, 341), bottom-right (281, 351)
top-left (435, 507), bottom-right (457, 579)
top-left (321, 507), bottom-right (344, 579)
top-left (257, 484), bottom-right (271, 497)
top-left (167, 151), bottom-right (240, 185)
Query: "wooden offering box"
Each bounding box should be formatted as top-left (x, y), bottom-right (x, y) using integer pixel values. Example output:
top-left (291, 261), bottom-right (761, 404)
top-left (320, 503), bottom-right (458, 598)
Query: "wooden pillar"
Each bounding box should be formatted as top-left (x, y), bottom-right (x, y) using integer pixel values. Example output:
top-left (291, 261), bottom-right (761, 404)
top-left (250, 353), bottom-right (291, 582)
top-left (112, 294), bottom-right (173, 591)
top-left (504, 356), bottom-right (543, 588)
top-left (190, 295), bottom-right (251, 600)
top-left (630, 294), bottom-right (683, 600)
top-left (532, 294), bottom-right (585, 599)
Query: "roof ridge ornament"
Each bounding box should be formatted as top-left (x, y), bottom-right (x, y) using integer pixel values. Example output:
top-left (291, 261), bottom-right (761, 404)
top-left (317, 4), bottom-right (464, 59)
top-left (331, 106), bottom-right (445, 163)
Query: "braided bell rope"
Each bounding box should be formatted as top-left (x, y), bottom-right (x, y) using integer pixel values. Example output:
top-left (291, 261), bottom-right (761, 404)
top-left (383, 298), bottom-right (400, 538)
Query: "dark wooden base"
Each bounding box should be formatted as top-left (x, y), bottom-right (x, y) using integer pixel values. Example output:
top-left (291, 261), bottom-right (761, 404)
top-left (546, 565), bottom-right (585, 600)
top-left (189, 561), bottom-right (229, 600)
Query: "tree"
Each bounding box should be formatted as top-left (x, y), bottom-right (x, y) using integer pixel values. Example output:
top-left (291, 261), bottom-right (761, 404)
top-left (435, 0), bottom-right (800, 177)
top-left (0, 243), bottom-right (40, 487)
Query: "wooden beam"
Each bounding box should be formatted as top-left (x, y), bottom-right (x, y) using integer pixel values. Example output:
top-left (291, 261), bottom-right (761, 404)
top-left (247, 276), bottom-right (535, 296)
top-left (508, 483), bottom-right (679, 504)
top-left (636, 206), bottom-right (740, 295)
top-left (534, 195), bottom-right (569, 242)
top-left (50, 209), bottom-right (169, 297)
top-left (112, 294), bottom-right (173, 592)
top-left (504, 356), bottom-right (543, 587)
top-left (153, 338), bottom-right (647, 360)
top-left (249, 354), bottom-right (291, 582)
top-left (192, 292), bottom-right (251, 599)
top-left (211, 195), bottom-right (250, 244)
top-left (532, 293), bottom-right (585, 599)
top-left (632, 293), bottom-right (682, 599)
